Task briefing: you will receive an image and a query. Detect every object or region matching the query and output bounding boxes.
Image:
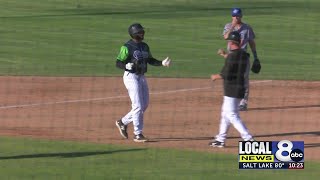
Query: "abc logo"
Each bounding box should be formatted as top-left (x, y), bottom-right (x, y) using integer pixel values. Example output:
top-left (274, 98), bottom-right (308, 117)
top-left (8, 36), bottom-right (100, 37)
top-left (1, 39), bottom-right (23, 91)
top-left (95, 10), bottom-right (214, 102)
top-left (275, 140), bottom-right (304, 162)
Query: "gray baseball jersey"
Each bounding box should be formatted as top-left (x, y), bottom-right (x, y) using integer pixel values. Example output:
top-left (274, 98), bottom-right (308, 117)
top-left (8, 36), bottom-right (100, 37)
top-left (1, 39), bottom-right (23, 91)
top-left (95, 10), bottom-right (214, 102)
top-left (223, 23), bottom-right (255, 51)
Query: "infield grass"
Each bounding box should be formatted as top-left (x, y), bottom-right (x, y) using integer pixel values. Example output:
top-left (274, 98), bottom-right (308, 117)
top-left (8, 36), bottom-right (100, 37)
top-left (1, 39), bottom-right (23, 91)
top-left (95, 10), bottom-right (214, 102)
top-left (0, 136), bottom-right (319, 180)
top-left (0, 0), bottom-right (319, 80)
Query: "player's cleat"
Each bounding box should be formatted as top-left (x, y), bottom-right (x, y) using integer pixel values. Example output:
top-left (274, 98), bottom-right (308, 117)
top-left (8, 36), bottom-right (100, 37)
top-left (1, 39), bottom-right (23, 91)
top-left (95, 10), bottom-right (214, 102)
top-left (239, 104), bottom-right (248, 111)
top-left (116, 119), bottom-right (128, 139)
top-left (209, 140), bottom-right (225, 148)
top-left (133, 134), bottom-right (148, 142)
top-left (248, 138), bottom-right (256, 142)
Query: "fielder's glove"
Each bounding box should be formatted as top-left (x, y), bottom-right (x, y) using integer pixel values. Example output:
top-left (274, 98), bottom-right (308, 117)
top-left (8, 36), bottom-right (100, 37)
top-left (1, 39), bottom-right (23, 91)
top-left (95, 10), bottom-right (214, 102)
top-left (251, 58), bottom-right (261, 74)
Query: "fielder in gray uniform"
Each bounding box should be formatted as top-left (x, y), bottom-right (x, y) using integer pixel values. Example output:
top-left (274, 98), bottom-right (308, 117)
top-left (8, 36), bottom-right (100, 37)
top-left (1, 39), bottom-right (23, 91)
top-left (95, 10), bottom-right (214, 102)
top-left (218, 8), bottom-right (260, 111)
top-left (115, 23), bottom-right (171, 142)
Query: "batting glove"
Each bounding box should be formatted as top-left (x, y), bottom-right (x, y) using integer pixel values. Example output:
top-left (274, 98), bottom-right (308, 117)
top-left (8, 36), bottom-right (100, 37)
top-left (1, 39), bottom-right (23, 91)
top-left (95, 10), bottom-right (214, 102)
top-left (125, 63), bottom-right (134, 70)
top-left (162, 57), bottom-right (171, 67)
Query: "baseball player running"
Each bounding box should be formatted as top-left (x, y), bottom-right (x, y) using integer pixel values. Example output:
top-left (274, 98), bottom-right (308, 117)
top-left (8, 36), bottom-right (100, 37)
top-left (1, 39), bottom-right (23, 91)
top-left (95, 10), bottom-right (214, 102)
top-left (218, 7), bottom-right (260, 111)
top-left (209, 31), bottom-right (254, 148)
top-left (115, 23), bottom-right (171, 143)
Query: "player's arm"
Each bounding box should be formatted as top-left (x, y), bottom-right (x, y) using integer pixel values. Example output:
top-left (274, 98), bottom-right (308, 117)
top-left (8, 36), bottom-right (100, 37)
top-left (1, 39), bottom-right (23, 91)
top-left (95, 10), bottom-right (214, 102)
top-left (148, 56), bottom-right (162, 66)
top-left (248, 26), bottom-right (259, 60)
top-left (116, 46), bottom-right (130, 70)
top-left (223, 23), bottom-right (236, 40)
top-left (220, 54), bottom-right (234, 79)
top-left (211, 74), bottom-right (222, 81)
top-left (147, 46), bottom-right (171, 67)
top-left (149, 57), bottom-right (171, 67)
top-left (217, 48), bottom-right (228, 59)
top-left (249, 40), bottom-right (258, 60)
top-left (223, 29), bottom-right (233, 40)
top-left (211, 62), bottom-right (227, 81)
top-left (212, 54), bottom-right (231, 81)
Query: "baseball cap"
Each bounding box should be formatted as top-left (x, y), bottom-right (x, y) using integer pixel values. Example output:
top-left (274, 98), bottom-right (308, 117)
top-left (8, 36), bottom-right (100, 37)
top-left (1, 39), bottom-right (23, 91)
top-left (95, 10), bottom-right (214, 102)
top-left (231, 8), bottom-right (242, 17)
top-left (226, 31), bottom-right (241, 44)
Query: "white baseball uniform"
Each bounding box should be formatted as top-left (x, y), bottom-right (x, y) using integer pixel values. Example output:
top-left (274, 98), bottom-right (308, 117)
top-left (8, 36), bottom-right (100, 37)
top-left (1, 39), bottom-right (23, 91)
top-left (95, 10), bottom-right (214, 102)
top-left (116, 39), bottom-right (165, 136)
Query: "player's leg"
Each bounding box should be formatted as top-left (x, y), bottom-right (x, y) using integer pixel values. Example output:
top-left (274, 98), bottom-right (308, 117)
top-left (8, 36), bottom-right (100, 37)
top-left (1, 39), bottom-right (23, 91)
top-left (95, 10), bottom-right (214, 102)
top-left (239, 58), bottom-right (250, 111)
top-left (141, 76), bottom-right (149, 112)
top-left (228, 97), bottom-right (253, 141)
top-left (131, 85), bottom-right (144, 141)
top-left (132, 76), bottom-right (149, 142)
top-left (239, 82), bottom-right (249, 111)
top-left (121, 72), bottom-right (137, 124)
top-left (122, 75), bottom-right (149, 120)
top-left (122, 73), bottom-right (144, 136)
top-left (116, 72), bottom-right (137, 139)
top-left (209, 96), bottom-right (231, 148)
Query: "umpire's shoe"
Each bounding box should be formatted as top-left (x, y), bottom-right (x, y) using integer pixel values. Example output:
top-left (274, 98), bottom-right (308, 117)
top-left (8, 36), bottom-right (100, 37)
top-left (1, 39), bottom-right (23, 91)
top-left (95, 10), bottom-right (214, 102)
top-left (133, 134), bottom-right (148, 143)
top-left (116, 119), bottom-right (128, 139)
top-left (209, 140), bottom-right (225, 148)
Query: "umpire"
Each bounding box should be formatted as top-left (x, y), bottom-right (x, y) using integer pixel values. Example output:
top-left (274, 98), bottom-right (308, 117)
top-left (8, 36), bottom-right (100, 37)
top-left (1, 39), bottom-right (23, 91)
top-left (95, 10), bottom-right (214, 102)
top-left (209, 31), bottom-right (254, 147)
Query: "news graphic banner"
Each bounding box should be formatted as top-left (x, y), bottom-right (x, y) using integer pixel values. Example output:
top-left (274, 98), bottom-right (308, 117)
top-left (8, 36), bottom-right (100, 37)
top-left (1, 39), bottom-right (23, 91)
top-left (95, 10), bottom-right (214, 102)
top-left (238, 140), bottom-right (304, 169)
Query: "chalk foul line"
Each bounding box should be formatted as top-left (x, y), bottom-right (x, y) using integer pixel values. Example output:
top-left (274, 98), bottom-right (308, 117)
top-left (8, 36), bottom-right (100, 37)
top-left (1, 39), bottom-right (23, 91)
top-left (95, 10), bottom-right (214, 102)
top-left (0, 80), bottom-right (272, 109)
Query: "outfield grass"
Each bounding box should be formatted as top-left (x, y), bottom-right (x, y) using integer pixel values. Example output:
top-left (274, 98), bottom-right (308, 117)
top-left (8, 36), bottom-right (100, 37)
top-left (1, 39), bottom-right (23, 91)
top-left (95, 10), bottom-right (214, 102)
top-left (0, 0), bottom-right (319, 79)
top-left (0, 136), bottom-right (318, 180)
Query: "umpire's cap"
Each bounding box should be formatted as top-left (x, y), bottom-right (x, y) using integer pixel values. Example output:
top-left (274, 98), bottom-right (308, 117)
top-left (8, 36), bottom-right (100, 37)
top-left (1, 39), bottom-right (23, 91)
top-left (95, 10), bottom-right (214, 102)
top-left (128, 23), bottom-right (144, 37)
top-left (226, 31), bottom-right (241, 44)
top-left (231, 8), bottom-right (242, 17)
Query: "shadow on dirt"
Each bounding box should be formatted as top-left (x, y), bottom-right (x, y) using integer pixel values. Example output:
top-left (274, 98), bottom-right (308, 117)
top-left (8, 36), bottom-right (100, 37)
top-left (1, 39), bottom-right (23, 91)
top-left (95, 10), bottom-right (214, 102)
top-left (248, 104), bottom-right (320, 111)
top-left (152, 131), bottom-right (319, 148)
top-left (0, 148), bottom-right (146, 160)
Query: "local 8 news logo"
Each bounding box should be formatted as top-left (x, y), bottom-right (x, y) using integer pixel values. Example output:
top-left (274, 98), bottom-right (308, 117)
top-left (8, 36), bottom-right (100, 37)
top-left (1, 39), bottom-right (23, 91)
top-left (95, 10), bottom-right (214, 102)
top-left (273, 140), bottom-right (304, 162)
top-left (239, 140), bottom-right (304, 163)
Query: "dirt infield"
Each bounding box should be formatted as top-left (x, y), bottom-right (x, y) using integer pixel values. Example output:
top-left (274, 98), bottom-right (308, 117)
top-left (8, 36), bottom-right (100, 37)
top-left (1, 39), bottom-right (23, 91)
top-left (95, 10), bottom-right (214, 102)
top-left (0, 76), bottom-right (319, 161)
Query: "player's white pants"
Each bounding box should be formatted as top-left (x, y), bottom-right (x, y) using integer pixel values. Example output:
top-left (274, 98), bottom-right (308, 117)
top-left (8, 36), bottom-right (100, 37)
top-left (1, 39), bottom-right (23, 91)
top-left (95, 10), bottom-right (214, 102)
top-left (240, 58), bottom-right (250, 106)
top-left (215, 96), bottom-right (253, 142)
top-left (121, 72), bottom-right (149, 135)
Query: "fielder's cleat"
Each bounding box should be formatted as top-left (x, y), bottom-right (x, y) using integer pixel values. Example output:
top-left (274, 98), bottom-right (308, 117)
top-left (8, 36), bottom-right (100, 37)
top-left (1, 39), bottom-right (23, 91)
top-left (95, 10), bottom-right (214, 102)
top-left (133, 134), bottom-right (148, 143)
top-left (116, 119), bottom-right (128, 139)
top-left (239, 104), bottom-right (248, 111)
top-left (209, 140), bottom-right (225, 148)
top-left (248, 138), bottom-right (256, 142)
